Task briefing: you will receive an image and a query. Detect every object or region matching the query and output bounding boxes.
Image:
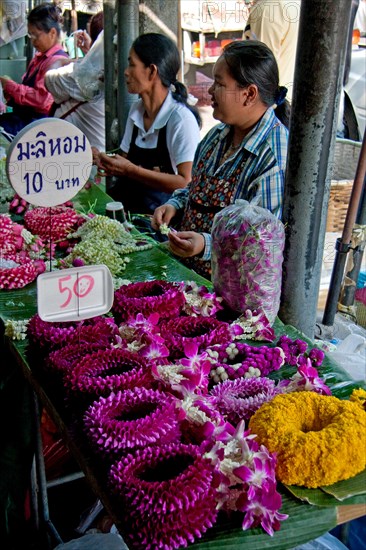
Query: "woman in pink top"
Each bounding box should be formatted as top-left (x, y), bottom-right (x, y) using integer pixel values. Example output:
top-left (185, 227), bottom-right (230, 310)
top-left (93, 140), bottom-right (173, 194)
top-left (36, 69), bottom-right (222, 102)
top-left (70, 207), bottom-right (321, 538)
top-left (0, 2), bottom-right (68, 138)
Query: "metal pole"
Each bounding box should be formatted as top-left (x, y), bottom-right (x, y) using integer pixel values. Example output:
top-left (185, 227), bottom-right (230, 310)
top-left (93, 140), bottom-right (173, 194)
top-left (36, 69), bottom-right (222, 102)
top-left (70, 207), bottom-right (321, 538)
top-left (103, 0), bottom-right (117, 153)
top-left (117, 0), bottom-right (139, 137)
top-left (279, 0), bottom-right (352, 338)
top-left (332, 133), bottom-right (366, 315)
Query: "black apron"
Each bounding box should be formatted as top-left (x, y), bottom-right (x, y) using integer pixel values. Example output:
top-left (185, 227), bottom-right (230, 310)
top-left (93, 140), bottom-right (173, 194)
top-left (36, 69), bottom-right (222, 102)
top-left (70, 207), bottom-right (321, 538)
top-left (1, 49), bottom-right (68, 138)
top-left (111, 124), bottom-right (175, 215)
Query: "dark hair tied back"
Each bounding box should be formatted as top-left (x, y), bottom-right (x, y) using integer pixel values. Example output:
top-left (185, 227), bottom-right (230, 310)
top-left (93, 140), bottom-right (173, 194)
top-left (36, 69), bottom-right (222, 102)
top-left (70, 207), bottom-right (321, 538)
top-left (275, 86), bottom-right (288, 106)
top-left (132, 33), bottom-right (201, 128)
top-left (222, 40), bottom-right (291, 128)
top-left (27, 2), bottom-right (63, 35)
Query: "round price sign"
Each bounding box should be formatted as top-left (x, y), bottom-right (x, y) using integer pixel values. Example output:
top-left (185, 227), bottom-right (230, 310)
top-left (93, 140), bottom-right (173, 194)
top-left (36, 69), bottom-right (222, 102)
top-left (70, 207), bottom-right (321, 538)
top-left (6, 118), bottom-right (92, 207)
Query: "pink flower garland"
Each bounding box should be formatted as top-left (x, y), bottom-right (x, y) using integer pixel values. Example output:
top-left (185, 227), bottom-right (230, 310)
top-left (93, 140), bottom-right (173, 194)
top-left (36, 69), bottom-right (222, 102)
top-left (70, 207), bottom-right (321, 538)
top-left (0, 252), bottom-right (45, 289)
top-left (208, 342), bottom-right (285, 384)
top-left (46, 342), bottom-right (112, 377)
top-left (160, 316), bottom-right (234, 358)
top-left (28, 314), bottom-right (85, 350)
top-left (210, 377), bottom-right (279, 424)
top-left (24, 206), bottom-right (85, 242)
top-left (84, 388), bottom-right (181, 458)
top-left (113, 280), bottom-right (186, 322)
top-left (109, 443), bottom-right (218, 549)
top-left (67, 348), bottom-right (154, 401)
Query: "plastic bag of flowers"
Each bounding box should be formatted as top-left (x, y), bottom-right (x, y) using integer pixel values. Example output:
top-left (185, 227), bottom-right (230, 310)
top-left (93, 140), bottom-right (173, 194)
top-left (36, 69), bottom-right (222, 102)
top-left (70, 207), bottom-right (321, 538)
top-left (211, 199), bottom-right (285, 324)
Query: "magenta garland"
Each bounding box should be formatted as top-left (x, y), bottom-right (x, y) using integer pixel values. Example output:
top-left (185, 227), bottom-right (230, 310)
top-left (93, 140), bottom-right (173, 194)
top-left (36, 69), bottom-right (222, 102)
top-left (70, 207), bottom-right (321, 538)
top-left (109, 443), bottom-right (218, 549)
top-left (113, 280), bottom-right (186, 322)
top-left (84, 388), bottom-right (181, 458)
top-left (67, 348), bottom-right (154, 400)
top-left (160, 316), bottom-right (234, 358)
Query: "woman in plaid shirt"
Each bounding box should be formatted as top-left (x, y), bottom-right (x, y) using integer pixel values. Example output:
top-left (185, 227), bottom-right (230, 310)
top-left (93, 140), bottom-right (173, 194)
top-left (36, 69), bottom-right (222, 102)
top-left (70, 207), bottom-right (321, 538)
top-left (152, 40), bottom-right (290, 279)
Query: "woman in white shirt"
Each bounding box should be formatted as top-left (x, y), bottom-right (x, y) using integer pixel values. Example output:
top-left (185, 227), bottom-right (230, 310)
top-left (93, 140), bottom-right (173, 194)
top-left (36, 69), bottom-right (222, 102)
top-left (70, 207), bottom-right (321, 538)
top-left (93, 33), bottom-right (201, 215)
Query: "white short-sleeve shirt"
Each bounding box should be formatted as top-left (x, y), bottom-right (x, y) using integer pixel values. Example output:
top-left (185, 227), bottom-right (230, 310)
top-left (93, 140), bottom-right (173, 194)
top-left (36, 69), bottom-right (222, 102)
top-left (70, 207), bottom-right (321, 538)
top-left (120, 91), bottom-right (200, 172)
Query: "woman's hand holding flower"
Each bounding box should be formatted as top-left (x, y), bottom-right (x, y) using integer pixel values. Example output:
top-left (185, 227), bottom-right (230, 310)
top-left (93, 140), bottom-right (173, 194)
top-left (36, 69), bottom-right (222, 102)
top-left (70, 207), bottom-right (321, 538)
top-left (168, 230), bottom-right (205, 258)
top-left (151, 204), bottom-right (177, 230)
top-left (97, 153), bottom-right (134, 177)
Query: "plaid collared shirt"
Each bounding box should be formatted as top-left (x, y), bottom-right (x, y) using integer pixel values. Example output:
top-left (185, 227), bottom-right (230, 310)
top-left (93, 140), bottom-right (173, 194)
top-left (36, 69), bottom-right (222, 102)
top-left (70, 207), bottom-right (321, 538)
top-left (167, 107), bottom-right (288, 260)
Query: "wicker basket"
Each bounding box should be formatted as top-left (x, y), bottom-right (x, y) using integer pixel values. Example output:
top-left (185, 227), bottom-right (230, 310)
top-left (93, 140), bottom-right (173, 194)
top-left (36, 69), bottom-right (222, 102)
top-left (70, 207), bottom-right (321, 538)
top-left (325, 139), bottom-right (361, 233)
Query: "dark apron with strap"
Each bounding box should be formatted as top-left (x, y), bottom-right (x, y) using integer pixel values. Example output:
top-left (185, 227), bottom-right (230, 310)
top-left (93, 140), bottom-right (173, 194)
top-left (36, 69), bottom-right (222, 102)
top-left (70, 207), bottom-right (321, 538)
top-left (179, 141), bottom-right (251, 280)
top-left (112, 124), bottom-right (174, 215)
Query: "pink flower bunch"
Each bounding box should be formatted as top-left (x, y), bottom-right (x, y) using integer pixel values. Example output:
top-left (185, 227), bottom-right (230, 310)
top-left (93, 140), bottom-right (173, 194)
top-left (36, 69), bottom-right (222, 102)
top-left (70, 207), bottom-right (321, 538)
top-left (203, 421), bottom-right (287, 536)
top-left (9, 194), bottom-right (29, 215)
top-left (67, 348), bottom-right (154, 402)
top-left (276, 335), bottom-right (325, 368)
top-left (152, 342), bottom-right (212, 396)
top-left (234, 309), bottom-right (276, 342)
top-left (109, 443), bottom-right (218, 549)
top-left (0, 252), bottom-right (46, 289)
top-left (210, 377), bottom-right (280, 424)
top-left (278, 359), bottom-right (332, 395)
top-left (24, 206), bottom-right (85, 243)
top-left (182, 281), bottom-right (223, 317)
top-left (113, 280), bottom-right (186, 323)
top-left (84, 388), bottom-right (181, 458)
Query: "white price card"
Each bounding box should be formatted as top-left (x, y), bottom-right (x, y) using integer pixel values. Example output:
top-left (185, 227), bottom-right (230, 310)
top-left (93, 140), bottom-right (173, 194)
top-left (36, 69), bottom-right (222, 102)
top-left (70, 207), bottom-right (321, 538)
top-left (37, 265), bottom-right (114, 322)
top-left (6, 118), bottom-right (92, 207)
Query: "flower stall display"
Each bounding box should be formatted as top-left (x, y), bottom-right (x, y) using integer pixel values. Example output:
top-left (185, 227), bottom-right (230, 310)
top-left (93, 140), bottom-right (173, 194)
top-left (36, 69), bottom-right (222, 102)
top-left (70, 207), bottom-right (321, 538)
top-left (20, 277), bottom-right (366, 549)
top-left (211, 200), bottom-right (285, 324)
top-left (0, 176), bottom-right (366, 550)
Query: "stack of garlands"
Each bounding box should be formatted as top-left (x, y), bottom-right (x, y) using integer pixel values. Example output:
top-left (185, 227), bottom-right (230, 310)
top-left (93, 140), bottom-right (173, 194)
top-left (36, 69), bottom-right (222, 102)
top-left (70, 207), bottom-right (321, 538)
top-left (26, 280), bottom-right (366, 549)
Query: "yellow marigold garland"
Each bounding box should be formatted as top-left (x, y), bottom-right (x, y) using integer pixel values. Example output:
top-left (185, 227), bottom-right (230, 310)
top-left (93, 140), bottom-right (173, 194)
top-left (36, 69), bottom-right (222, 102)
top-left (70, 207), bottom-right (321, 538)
top-left (249, 391), bottom-right (366, 488)
top-left (349, 388), bottom-right (366, 410)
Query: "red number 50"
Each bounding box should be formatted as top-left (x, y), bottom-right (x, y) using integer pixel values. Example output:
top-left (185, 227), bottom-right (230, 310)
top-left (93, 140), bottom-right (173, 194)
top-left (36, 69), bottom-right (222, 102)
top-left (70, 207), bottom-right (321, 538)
top-left (58, 275), bottom-right (95, 308)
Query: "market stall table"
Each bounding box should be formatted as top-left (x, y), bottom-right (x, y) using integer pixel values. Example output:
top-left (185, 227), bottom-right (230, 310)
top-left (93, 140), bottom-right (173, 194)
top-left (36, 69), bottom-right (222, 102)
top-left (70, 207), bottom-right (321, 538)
top-left (0, 183), bottom-right (365, 549)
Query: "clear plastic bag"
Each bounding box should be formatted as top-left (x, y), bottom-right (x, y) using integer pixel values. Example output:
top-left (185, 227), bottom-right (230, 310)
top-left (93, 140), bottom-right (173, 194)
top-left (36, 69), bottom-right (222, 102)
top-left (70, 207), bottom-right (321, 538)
top-left (211, 199), bottom-right (285, 324)
top-left (45, 30), bottom-right (104, 103)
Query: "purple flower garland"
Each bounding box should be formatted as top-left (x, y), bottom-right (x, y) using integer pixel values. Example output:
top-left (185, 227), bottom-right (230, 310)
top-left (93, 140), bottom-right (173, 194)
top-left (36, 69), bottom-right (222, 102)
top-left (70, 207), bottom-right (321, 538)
top-left (113, 280), bottom-right (186, 323)
top-left (67, 348), bottom-right (154, 402)
top-left (47, 342), bottom-right (111, 378)
top-left (210, 377), bottom-right (279, 424)
top-left (208, 342), bottom-right (285, 384)
top-left (160, 316), bottom-right (233, 359)
top-left (84, 388), bottom-right (181, 458)
top-left (109, 443), bottom-right (218, 549)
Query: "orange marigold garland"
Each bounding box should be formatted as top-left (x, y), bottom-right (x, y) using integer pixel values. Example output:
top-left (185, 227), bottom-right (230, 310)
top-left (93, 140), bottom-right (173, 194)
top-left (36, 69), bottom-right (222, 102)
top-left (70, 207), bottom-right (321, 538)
top-left (249, 391), bottom-right (366, 488)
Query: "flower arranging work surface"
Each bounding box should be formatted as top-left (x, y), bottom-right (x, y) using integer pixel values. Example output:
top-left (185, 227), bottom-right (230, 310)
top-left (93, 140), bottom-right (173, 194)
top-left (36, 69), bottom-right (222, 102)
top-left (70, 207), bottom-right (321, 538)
top-left (20, 279), bottom-right (366, 549)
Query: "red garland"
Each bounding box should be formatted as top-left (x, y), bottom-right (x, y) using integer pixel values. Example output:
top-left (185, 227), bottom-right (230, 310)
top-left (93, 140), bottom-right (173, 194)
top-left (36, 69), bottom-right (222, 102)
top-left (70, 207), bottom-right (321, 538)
top-left (0, 252), bottom-right (45, 289)
top-left (24, 206), bottom-right (85, 242)
top-left (113, 280), bottom-right (186, 322)
top-left (84, 387), bottom-right (181, 458)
